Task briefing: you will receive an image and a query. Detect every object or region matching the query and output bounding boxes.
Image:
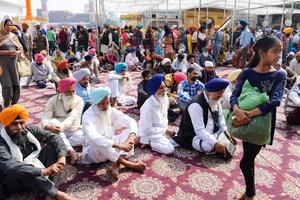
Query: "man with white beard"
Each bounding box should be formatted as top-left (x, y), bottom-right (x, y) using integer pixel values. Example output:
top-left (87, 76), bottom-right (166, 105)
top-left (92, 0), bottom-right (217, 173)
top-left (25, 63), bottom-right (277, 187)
top-left (139, 74), bottom-right (176, 155)
top-left (42, 78), bottom-right (84, 164)
top-left (108, 62), bottom-right (136, 107)
top-left (81, 87), bottom-right (146, 179)
top-left (172, 78), bottom-right (237, 155)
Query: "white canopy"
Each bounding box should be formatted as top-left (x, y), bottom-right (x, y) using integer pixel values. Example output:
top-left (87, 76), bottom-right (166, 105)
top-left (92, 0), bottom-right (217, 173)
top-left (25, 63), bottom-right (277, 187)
top-left (100, 0), bottom-right (296, 15)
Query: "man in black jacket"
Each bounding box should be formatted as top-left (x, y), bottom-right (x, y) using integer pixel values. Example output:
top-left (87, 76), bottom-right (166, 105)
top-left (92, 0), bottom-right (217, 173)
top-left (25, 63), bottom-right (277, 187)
top-left (137, 70), bottom-right (152, 108)
top-left (0, 104), bottom-right (72, 200)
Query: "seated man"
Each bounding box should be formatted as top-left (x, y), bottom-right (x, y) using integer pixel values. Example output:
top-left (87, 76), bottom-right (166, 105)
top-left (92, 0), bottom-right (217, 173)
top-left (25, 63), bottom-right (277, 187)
top-left (139, 74), bottom-right (176, 155)
top-left (73, 68), bottom-right (91, 104)
top-left (285, 77), bottom-right (300, 125)
top-left (108, 62), bottom-right (136, 107)
top-left (200, 61), bottom-right (219, 83)
top-left (160, 58), bottom-right (176, 74)
top-left (81, 87), bottom-right (146, 179)
top-left (42, 78), bottom-right (84, 164)
top-left (125, 47), bottom-right (139, 71)
top-left (186, 54), bottom-right (203, 76)
top-left (27, 53), bottom-right (53, 89)
top-left (172, 78), bottom-right (237, 155)
top-left (0, 104), bottom-right (72, 200)
top-left (137, 69), bottom-right (152, 108)
top-left (222, 69), bottom-right (242, 109)
top-left (172, 52), bottom-right (187, 73)
top-left (52, 59), bottom-right (73, 88)
top-left (177, 67), bottom-right (205, 110)
top-left (74, 55), bottom-right (100, 83)
top-left (199, 47), bottom-right (215, 67)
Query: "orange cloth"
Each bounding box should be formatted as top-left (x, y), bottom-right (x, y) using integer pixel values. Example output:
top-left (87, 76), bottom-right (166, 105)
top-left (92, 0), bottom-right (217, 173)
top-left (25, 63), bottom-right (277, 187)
top-left (0, 104), bottom-right (29, 127)
top-left (57, 59), bottom-right (68, 70)
top-left (296, 51), bottom-right (300, 57)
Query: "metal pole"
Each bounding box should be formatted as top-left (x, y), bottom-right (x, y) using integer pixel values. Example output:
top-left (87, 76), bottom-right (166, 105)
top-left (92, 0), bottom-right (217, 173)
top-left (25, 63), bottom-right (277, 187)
top-left (291, 0), bottom-right (295, 24)
top-left (157, 4), bottom-right (159, 27)
top-left (199, 0), bottom-right (202, 26)
top-left (231, 0), bottom-right (237, 47)
top-left (224, 0), bottom-right (227, 20)
top-left (179, 0), bottom-right (182, 26)
top-left (206, 7), bottom-right (208, 29)
top-left (166, 0), bottom-right (168, 23)
top-left (95, 0), bottom-right (100, 54)
top-left (280, 0), bottom-right (286, 30)
top-left (247, 0), bottom-right (250, 23)
top-left (198, 0), bottom-right (201, 26)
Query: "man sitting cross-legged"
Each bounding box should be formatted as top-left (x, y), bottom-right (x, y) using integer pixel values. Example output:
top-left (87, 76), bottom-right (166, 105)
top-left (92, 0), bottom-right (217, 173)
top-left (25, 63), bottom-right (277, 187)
top-left (0, 104), bottom-right (72, 200)
top-left (81, 87), bottom-right (146, 179)
top-left (42, 78), bottom-right (84, 164)
top-left (138, 74), bottom-right (176, 155)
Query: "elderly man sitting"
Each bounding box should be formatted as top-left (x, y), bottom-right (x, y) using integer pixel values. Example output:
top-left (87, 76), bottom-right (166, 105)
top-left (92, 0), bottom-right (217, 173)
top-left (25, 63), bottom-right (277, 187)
top-left (172, 78), bottom-right (237, 156)
top-left (139, 74), bottom-right (176, 155)
top-left (42, 78), bottom-right (84, 164)
top-left (108, 62), bottom-right (136, 107)
top-left (285, 77), bottom-right (300, 125)
top-left (81, 87), bottom-right (146, 179)
top-left (73, 68), bottom-right (91, 104)
top-left (0, 104), bottom-right (72, 200)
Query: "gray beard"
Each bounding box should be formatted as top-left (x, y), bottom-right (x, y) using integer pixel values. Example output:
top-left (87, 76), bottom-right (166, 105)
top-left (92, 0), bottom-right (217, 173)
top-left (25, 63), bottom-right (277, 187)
top-left (208, 98), bottom-right (219, 112)
top-left (98, 106), bottom-right (113, 136)
top-left (156, 94), bottom-right (169, 125)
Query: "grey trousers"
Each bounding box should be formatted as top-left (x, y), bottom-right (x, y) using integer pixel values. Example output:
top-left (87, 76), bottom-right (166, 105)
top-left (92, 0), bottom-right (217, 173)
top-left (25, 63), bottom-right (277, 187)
top-left (3, 145), bottom-right (60, 198)
top-left (2, 86), bottom-right (20, 107)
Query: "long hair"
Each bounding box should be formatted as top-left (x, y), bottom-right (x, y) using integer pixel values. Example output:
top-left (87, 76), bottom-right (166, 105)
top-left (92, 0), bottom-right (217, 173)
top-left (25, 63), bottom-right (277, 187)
top-left (247, 35), bottom-right (281, 68)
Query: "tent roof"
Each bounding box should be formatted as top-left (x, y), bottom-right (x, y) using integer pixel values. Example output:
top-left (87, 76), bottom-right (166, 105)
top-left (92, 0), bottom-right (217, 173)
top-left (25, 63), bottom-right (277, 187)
top-left (102, 0), bottom-right (296, 15)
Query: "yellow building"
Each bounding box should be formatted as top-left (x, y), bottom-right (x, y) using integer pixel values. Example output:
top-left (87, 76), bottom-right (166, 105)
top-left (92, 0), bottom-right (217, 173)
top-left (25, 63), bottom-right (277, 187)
top-left (183, 8), bottom-right (231, 28)
top-left (120, 13), bottom-right (142, 26)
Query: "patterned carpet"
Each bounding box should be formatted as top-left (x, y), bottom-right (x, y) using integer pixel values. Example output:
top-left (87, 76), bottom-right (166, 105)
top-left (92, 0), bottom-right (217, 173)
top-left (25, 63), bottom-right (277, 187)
top-left (16, 68), bottom-right (300, 200)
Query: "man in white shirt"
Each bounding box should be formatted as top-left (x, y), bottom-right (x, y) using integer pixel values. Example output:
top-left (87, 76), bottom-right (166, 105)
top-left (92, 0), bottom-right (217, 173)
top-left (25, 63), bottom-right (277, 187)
top-left (81, 87), bottom-right (146, 179)
top-left (125, 47), bottom-right (139, 71)
top-left (172, 78), bottom-right (236, 155)
top-left (42, 78), bottom-right (84, 164)
top-left (289, 52), bottom-right (300, 75)
top-left (172, 53), bottom-right (187, 72)
top-left (139, 74), bottom-right (176, 155)
top-left (108, 62), bottom-right (136, 107)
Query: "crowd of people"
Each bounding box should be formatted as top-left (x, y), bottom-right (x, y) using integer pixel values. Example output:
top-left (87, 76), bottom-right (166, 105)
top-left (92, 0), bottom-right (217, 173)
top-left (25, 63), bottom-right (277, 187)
top-left (0, 14), bottom-right (300, 200)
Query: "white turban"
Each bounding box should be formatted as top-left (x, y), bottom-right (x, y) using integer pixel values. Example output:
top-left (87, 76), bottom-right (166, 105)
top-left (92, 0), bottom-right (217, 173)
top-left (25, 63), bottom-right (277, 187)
top-left (73, 68), bottom-right (91, 82)
top-left (204, 61), bottom-right (214, 67)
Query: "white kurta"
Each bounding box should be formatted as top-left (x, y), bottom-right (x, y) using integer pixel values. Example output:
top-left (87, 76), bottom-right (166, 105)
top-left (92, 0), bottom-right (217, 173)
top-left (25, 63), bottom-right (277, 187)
top-left (139, 95), bottom-right (175, 155)
top-left (81, 105), bottom-right (138, 164)
top-left (108, 71), bottom-right (136, 106)
top-left (188, 92), bottom-right (227, 153)
top-left (42, 94), bottom-right (84, 151)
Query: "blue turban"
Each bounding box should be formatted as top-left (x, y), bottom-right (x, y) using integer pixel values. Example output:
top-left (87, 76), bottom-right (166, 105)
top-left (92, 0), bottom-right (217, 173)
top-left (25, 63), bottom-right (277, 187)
top-left (90, 87), bottom-right (111, 104)
top-left (205, 78), bottom-right (229, 92)
top-left (240, 19), bottom-right (248, 26)
top-left (115, 62), bottom-right (127, 74)
top-left (146, 74), bottom-right (165, 95)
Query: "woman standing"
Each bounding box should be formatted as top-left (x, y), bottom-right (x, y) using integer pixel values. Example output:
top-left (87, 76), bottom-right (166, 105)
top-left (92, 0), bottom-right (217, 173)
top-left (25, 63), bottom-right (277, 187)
top-left (230, 35), bottom-right (286, 200)
top-left (162, 25), bottom-right (175, 62)
top-left (0, 18), bottom-right (23, 108)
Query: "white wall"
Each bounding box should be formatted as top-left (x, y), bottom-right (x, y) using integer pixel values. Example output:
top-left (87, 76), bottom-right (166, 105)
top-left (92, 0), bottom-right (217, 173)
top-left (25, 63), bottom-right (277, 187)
top-left (0, 0), bottom-right (25, 20)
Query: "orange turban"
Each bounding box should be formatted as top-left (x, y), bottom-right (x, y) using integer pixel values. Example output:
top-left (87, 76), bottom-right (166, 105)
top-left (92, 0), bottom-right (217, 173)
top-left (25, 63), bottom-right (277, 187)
top-left (296, 51), bottom-right (300, 57)
top-left (0, 104), bottom-right (29, 127)
top-left (57, 59), bottom-right (68, 70)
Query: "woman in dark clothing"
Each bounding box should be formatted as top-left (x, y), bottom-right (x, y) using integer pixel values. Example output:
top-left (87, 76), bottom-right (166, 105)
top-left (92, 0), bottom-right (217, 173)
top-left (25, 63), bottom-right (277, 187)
top-left (230, 35), bottom-right (286, 200)
top-left (0, 18), bottom-right (23, 108)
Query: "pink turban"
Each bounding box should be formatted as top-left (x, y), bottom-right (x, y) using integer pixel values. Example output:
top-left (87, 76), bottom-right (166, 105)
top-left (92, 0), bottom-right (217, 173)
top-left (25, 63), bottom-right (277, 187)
top-left (173, 72), bottom-right (187, 85)
top-left (88, 48), bottom-right (96, 55)
top-left (58, 78), bottom-right (76, 93)
top-left (34, 53), bottom-right (44, 62)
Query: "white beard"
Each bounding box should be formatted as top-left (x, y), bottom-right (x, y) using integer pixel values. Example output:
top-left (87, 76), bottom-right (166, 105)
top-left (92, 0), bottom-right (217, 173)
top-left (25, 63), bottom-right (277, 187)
top-left (156, 93), bottom-right (169, 126)
top-left (61, 94), bottom-right (76, 112)
top-left (98, 106), bottom-right (112, 137)
top-left (208, 97), bottom-right (219, 112)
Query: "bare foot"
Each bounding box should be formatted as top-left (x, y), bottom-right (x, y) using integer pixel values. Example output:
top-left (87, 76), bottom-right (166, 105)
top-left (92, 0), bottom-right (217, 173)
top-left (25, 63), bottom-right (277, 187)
top-left (107, 163), bottom-right (120, 179)
top-left (56, 191), bottom-right (73, 200)
top-left (69, 150), bottom-right (79, 165)
top-left (131, 162), bottom-right (146, 172)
